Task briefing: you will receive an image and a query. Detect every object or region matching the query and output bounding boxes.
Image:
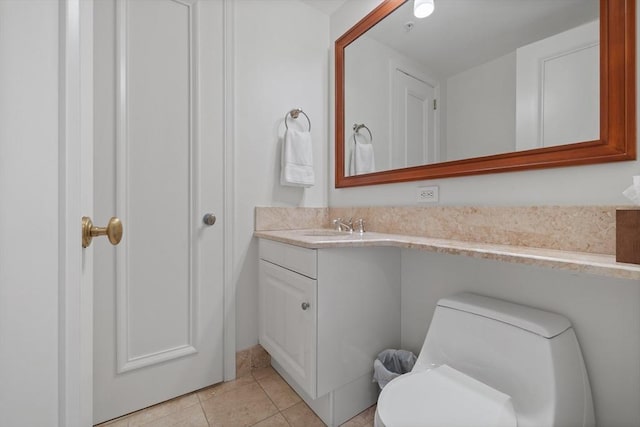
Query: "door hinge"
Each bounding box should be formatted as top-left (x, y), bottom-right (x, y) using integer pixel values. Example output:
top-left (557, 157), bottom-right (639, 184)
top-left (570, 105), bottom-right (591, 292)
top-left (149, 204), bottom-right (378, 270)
top-left (433, 99), bottom-right (437, 110)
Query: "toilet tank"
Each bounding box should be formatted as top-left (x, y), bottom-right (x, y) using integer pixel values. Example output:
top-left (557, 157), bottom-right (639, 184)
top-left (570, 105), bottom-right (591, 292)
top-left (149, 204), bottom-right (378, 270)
top-left (415, 293), bottom-right (595, 427)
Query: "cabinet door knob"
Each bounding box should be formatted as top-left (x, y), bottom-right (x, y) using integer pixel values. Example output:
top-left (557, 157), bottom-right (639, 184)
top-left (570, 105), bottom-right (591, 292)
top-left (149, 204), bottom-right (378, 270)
top-left (301, 302), bottom-right (310, 310)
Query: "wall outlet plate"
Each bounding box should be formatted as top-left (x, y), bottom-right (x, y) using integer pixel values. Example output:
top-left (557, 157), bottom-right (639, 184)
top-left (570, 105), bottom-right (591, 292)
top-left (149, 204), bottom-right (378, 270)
top-left (416, 186), bottom-right (439, 203)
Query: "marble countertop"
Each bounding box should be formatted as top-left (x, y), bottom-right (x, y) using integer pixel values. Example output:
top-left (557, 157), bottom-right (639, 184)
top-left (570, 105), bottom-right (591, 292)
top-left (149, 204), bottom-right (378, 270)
top-left (254, 229), bottom-right (640, 281)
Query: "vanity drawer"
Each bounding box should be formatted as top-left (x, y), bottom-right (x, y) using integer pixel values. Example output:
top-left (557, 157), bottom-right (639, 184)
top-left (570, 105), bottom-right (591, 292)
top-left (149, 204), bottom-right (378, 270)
top-left (259, 239), bottom-right (317, 279)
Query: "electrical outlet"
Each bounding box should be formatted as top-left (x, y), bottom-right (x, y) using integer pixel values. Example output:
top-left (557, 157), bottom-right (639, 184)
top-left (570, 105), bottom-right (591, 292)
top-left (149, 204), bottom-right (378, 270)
top-left (416, 186), bottom-right (439, 203)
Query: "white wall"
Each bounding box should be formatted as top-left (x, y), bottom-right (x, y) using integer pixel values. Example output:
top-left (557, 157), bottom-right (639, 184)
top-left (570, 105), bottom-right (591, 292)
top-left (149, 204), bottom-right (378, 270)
top-left (446, 52), bottom-right (516, 161)
top-left (233, 0), bottom-right (329, 350)
top-left (400, 251), bottom-right (640, 427)
top-left (0, 1), bottom-right (60, 425)
top-left (345, 36), bottom-right (392, 172)
top-left (329, 0), bottom-right (640, 206)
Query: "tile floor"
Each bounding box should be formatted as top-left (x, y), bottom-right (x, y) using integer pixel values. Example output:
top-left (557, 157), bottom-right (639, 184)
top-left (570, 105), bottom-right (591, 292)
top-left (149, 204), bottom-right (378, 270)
top-left (96, 365), bottom-right (376, 427)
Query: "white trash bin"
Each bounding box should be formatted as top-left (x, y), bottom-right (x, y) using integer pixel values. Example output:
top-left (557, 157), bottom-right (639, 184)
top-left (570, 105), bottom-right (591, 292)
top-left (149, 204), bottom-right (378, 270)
top-left (372, 349), bottom-right (417, 390)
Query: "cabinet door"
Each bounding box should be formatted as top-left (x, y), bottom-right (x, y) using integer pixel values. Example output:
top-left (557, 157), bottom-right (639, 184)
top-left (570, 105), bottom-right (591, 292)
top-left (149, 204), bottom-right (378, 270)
top-left (259, 260), bottom-right (317, 397)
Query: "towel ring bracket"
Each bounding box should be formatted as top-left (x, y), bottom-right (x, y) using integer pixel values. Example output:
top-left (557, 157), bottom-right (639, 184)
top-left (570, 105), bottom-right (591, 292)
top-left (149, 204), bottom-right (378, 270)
top-left (285, 108), bottom-right (311, 132)
top-left (353, 123), bottom-right (373, 144)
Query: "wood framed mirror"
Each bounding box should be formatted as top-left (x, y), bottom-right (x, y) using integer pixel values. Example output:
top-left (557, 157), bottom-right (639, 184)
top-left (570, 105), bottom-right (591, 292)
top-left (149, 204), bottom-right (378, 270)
top-left (335, 0), bottom-right (635, 188)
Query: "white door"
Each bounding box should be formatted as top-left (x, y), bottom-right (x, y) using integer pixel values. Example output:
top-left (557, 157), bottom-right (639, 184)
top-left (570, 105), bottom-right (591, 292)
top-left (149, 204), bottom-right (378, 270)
top-left (392, 69), bottom-right (437, 169)
top-left (93, 0), bottom-right (225, 423)
top-left (1, 1), bottom-right (94, 425)
top-left (516, 20), bottom-right (599, 151)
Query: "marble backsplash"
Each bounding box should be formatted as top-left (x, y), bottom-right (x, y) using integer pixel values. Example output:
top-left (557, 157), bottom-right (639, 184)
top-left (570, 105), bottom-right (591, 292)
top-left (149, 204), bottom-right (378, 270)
top-left (255, 207), bottom-right (329, 231)
top-left (255, 206), bottom-right (622, 255)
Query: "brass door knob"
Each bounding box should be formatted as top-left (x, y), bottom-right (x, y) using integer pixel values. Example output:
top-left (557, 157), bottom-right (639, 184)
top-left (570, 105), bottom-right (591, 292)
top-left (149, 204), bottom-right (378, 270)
top-left (82, 216), bottom-right (123, 248)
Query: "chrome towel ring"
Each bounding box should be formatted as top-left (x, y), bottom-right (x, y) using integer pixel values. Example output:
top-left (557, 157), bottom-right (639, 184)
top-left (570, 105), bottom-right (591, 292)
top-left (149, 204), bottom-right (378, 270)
top-left (353, 123), bottom-right (372, 144)
top-left (285, 108), bottom-right (311, 132)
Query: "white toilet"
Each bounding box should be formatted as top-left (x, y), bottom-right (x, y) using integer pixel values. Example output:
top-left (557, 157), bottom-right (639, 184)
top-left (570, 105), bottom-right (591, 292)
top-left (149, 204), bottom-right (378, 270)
top-left (375, 292), bottom-right (595, 427)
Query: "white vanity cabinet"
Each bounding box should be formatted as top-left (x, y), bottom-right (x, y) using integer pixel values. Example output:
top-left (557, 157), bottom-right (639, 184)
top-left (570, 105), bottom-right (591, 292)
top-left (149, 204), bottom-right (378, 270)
top-left (259, 242), bottom-right (318, 398)
top-left (258, 239), bottom-right (401, 426)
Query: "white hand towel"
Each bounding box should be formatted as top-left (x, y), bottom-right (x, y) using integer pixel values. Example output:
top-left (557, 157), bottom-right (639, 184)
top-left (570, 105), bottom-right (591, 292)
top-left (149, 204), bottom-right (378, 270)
top-left (349, 141), bottom-right (375, 175)
top-left (281, 129), bottom-right (315, 187)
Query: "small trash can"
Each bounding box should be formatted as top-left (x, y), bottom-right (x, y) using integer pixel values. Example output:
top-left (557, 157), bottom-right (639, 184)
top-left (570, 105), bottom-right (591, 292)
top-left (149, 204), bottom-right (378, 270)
top-left (372, 349), bottom-right (417, 389)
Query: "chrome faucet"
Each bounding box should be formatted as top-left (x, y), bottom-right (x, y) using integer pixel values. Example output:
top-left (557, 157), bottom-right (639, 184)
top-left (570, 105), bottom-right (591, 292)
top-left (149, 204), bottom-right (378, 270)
top-left (332, 217), bottom-right (353, 233)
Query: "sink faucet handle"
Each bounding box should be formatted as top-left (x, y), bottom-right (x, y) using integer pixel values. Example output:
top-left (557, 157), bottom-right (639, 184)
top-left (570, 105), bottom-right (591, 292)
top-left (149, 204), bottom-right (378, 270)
top-left (332, 217), bottom-right (354, 232)
top-left (355, 218), bottom-right (365, 234)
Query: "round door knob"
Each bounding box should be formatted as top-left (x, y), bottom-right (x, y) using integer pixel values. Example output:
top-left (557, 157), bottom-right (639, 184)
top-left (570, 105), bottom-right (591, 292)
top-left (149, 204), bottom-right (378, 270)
top-left (301, 302), bottom-right (310, 310)
top-left (203, 213), bottom-right (216, 226)
top-left (82, 216), bottom-right (123, 248)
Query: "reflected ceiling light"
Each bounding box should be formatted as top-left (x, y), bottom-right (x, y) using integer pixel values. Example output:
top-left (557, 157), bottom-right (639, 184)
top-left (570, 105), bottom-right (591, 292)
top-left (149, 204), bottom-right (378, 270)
top-left (414, 0), bottom-right (434, 18)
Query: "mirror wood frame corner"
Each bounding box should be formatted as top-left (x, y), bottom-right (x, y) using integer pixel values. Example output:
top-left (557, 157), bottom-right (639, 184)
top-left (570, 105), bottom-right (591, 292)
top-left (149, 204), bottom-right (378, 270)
top-left (335, 0), bottom-right (636, 188)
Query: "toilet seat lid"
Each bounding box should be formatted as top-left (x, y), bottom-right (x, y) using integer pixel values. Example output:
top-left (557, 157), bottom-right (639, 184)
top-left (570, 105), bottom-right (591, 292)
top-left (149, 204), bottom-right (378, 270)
top-left (377, 365), bottom-right (517, 427)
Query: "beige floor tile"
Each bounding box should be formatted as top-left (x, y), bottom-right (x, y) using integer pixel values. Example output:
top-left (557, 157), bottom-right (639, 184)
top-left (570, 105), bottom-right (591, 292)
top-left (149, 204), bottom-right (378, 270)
top-left (236, 349), bottom-right (252, 378)
top-left (201, 381), bottom-right (278, 427)
top-left (251, 366), bottom-right (277, 381)
top-left (197, 374), bottom-right (255, 402)
top-left (127, 394), bottom-right (200, 427)
top-left (95, 416), bottom-right (129, 427)
top-left (250, 345), bottom-right (271, 370)
top-left (340, 405), bottom-right (376, 427)
top-left (342, 420), bottom-right (373, 427)
top-left (254, 369), bottom-right (301, 411)
top-left (281, 402), bottom-right (326, 427)
top-left (139, 404), bottom-right (208, 427)
top-left (250, 413), bottom-right (290, 427)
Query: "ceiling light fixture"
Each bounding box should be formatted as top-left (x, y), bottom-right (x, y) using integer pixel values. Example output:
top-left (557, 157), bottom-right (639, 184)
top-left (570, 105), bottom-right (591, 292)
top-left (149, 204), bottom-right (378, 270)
top-left (414, 0), bottom-right (434, 18)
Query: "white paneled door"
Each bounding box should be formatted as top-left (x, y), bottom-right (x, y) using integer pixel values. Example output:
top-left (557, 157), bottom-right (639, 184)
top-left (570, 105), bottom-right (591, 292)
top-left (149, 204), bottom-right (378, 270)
top-left (392, 68), bottom-right (437, 169)
top-left (515, 21), bottom-right (599, 151)
top-left (93, 0), bottom-right (225, 423)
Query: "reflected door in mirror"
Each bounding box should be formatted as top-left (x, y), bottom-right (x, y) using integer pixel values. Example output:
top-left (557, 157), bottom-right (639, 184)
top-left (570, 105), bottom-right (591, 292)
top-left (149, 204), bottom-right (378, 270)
top-left (392, 67), bottom-right (438, 169)
top-left (516, 21), bottom-right (599, 151)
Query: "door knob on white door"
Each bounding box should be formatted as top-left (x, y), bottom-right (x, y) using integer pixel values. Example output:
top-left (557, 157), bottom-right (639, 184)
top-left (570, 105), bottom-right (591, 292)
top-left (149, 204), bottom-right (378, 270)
top-left (203, 213), bottom-right (216, 226)
top-left (82, 216), bottom-right (123, 248)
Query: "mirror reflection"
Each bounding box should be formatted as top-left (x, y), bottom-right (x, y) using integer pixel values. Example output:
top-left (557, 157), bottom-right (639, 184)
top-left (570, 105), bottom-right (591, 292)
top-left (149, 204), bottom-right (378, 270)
top-left (344, 0), bottom-right (599, 176)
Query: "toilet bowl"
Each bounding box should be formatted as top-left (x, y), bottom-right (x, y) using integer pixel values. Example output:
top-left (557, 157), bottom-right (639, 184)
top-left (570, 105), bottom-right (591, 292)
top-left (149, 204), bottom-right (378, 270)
top-left (375, 293), bottom-right (595, 427)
